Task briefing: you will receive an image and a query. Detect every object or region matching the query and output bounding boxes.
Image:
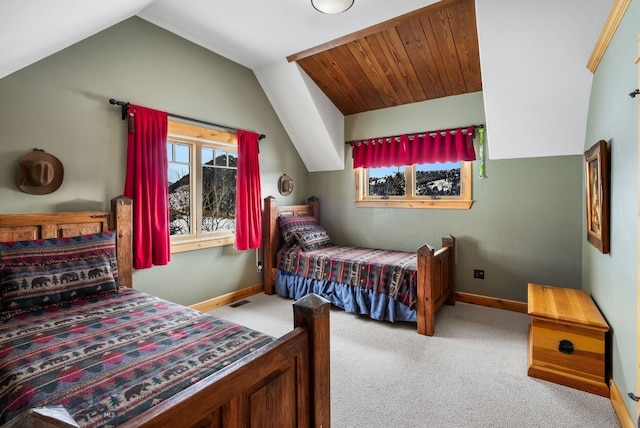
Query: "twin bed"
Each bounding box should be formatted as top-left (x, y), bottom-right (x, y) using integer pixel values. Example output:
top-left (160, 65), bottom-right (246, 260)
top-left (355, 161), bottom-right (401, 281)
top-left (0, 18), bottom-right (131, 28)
top-left (0, 196), bottom-right (330, 428)
top-left (263, 196), bottom-right (456, 337)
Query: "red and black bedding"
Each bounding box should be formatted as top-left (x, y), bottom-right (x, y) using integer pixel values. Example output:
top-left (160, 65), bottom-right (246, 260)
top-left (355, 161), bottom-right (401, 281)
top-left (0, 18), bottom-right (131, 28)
top-left (275, 215), bottom-right (419, 322)
top-left (0, 233), bottom-right (273, 427)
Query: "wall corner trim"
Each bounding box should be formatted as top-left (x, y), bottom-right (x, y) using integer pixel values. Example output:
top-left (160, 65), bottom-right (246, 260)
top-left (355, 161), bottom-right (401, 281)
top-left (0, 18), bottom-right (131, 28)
top-left (587, 0), bottom-right (631, 73)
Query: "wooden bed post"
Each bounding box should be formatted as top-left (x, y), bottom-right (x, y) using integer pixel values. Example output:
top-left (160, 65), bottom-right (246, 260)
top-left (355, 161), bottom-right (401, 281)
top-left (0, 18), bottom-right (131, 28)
top-left (416, 244), bottom-right (436, 336)
top-left (263, 196), bottom-right (278, 295)
top-left (307, 196), bottom-right (319, 222)
top-left (111, 195), bottom-right (133, 289)
top-left (263, 196), bottom-right (320, 296)
top-left (416, 235), bottom-right (457, 336)
top-left (293, 294), bottom-right (331, 428)
top-left (443, 235), bottom-right (456, 306)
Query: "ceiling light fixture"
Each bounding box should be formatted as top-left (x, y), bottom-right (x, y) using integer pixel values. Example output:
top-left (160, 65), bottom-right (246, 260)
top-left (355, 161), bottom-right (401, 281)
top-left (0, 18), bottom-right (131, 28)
top-left (311, 0), bottom-right (354, 14)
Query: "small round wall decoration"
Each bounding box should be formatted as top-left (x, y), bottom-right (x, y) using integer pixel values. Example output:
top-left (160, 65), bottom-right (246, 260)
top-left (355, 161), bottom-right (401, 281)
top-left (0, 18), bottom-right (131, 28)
top-left (278, 174), bottom-right (293, 196)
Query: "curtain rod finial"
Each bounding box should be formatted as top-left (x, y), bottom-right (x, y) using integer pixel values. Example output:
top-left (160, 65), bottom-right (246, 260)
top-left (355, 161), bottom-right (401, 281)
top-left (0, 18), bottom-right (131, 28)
top-left (108, 98), bottom-right (130, 120)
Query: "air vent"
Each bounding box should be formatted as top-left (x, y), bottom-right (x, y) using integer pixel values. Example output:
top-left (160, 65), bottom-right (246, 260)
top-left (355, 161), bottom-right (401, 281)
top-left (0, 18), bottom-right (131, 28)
top-left (229, 300), bottom-right (250, 308)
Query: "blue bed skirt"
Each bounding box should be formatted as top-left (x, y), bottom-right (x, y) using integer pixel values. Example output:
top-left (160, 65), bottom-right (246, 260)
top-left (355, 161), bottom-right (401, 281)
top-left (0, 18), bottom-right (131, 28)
top-left (275, 270), bottom-right (416, 323)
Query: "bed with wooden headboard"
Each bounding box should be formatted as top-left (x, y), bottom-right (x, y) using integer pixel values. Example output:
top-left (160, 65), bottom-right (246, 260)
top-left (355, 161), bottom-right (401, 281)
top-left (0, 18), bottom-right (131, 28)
top-left (263, 195), bottom-right (456, 337)
top-left (0, 195), bottom-right (330, 427)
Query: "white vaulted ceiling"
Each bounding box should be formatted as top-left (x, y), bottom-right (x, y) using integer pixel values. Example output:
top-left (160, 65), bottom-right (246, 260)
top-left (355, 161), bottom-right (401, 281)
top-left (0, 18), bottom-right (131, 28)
top-left (0, 0), bottom-right (614, 169)
top-left (0, 0), bottom-right (155, 79)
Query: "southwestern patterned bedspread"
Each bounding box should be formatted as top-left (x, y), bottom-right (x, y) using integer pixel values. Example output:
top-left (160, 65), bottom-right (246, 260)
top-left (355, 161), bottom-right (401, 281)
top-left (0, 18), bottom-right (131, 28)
top-left (0, 288), bottom-right (273, 427)
top-left (278, 245), bottom-right (417, 308)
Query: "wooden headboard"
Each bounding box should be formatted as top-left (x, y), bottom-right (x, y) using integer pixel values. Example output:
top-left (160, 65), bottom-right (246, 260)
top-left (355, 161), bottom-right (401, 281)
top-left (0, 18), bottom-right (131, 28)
top-left (263, 195), bottom-right (319, 294)
top-left (0, 196), bottom-right (133, 288)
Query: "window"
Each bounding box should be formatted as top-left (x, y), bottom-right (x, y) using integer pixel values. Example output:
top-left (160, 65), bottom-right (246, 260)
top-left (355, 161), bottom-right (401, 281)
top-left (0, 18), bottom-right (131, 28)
top-left (354, 161), bottom-right (473, 209)
top-left (167, 121), bottom-right (238, 252)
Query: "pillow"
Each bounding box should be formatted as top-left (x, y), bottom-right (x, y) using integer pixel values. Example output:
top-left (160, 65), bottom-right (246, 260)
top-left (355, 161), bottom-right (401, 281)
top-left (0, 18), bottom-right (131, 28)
top-left (278, 216), bottom-right (319, 247)
top-left (294, 226), bottom-right (332, 251)
top-left (0, 232), bottom-right (119, 316)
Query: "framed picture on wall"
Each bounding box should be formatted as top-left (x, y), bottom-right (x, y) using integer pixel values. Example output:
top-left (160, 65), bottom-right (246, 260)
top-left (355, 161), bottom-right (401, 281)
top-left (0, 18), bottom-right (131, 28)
top-left (584, 140), bottom-right (609, 254)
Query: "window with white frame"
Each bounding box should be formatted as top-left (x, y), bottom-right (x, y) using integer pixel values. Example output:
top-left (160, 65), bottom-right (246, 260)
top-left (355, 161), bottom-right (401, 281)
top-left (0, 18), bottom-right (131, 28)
top-left (167, 121), bottom-right (238, 252)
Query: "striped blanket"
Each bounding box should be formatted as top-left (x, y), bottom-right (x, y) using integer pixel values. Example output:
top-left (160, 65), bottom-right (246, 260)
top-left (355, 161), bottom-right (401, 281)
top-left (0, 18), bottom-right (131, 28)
top-left (278, 245), bottom-right (417, 307)
top-left (0, 288), bottom-right (273, 427)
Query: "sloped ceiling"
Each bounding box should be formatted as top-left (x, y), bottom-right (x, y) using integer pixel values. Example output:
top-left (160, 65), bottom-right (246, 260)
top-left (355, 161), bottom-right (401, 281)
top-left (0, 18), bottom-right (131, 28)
top-left (0, 0), bottom-right (614, 170)
top-left (476, 0), bottom-right (613, 159)
top-left (136, 0), bottom-right (445, 70)
top-left (0, 0), bottom-right (155, 79)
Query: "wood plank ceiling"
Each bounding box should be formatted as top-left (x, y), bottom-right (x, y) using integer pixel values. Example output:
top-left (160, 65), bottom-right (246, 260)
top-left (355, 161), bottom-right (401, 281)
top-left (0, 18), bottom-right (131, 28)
top-left (288, 0), bottom-right (481, 115)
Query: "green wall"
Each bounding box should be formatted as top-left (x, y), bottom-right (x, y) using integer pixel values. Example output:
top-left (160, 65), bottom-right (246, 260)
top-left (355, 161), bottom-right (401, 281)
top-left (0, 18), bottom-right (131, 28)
top-left (309, 92), bottom-right (583, 303)
top-left (0, 17), bottom-right (309, 305)
top-left (583, 0), bottom-right (639, 417)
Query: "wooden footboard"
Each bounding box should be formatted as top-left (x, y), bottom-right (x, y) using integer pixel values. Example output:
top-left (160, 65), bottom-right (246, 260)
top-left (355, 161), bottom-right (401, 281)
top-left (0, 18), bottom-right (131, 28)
top-left (416, 235), bottom-right (456, 336)
top-left (122, 293), bottom-right (331, 428)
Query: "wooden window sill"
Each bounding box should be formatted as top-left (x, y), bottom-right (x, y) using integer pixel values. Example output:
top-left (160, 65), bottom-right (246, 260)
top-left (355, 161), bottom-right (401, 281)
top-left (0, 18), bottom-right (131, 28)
top-left (355, 199), bottom-right (473, 209)
top-left (171, 235), bottom-right (235, 253)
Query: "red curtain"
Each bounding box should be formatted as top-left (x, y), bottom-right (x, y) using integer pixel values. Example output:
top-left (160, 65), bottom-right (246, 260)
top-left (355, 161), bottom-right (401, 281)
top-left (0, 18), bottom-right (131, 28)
top-left (351, 126), bottom-right (476, 168)
top-left (124, 105), bottom-right (170, 269)
top-left (235, 130), bottom-right (262, 251)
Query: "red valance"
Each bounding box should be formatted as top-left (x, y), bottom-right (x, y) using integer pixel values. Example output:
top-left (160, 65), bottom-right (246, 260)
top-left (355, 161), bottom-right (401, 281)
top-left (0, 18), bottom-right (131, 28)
top-left (350, 126), bottom-right (477, 168)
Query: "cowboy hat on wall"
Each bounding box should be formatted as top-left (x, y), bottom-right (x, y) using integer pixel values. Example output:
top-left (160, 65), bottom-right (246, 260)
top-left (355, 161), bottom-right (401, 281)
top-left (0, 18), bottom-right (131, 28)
top-left (17, 149), bottom-right (64, 195)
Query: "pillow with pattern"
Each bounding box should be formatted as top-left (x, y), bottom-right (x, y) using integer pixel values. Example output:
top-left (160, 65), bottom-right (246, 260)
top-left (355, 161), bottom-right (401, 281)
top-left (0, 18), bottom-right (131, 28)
top-left (294, 226), bottom-right (332, 251)
top-left (278, 216), bottom-right (319, 247)
top-left (0, 231), bottom-right (119, 316)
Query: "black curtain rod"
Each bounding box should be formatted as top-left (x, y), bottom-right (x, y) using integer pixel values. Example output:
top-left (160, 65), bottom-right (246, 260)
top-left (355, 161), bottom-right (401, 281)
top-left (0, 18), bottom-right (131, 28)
top-left (345, 124), bottom-right (484, 145)
top-left (109, 99), bottom-right (265, 140)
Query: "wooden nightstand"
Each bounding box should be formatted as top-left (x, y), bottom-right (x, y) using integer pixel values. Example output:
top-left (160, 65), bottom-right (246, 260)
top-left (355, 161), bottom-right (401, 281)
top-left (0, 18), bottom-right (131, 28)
top-left (527, 283), bottom-right (609, 397)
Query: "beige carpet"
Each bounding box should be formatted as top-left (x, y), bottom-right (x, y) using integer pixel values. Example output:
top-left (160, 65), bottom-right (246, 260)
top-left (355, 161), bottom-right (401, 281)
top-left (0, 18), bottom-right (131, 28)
top-left (209, 293), bottom-right (621, 428)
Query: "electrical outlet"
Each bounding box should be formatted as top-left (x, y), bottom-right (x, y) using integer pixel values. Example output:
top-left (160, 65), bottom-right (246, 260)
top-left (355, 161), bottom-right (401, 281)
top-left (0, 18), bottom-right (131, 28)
top-left (473, 269), bottom-right (485, 279)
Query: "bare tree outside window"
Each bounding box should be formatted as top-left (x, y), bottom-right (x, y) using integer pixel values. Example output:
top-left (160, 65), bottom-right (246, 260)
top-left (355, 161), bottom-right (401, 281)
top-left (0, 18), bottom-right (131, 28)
top-left (167, 121), bottom-right (240, 251)
top-left (168, 143), bottom-right (191, 236)
top-left (168, 141), bottom-right (238, 238)
top-left (368, 166), bottom-right (406, 197)
top-left (201, 150), bottom-right (237, 232)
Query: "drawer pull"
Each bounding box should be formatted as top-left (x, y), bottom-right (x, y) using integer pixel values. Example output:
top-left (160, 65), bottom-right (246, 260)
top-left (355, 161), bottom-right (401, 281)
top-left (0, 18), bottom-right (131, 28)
top-left (558, 340), bottom-right (574, 354)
